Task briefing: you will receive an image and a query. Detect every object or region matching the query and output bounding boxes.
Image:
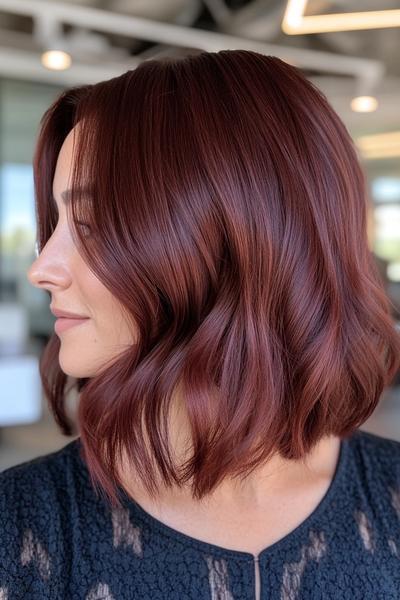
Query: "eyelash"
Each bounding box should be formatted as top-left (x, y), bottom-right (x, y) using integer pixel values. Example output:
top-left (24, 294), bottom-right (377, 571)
top-left (75, 221), bottom-right (91, 236)
top-left (52, 209), bottom-right (92, 237)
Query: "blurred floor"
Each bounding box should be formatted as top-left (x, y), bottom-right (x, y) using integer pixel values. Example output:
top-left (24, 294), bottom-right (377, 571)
top-left (1, 385), bottom-right (400, 472)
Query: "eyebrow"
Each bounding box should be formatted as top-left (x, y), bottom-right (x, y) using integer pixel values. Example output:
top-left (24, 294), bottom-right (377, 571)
top-left (52, 186), bottom-right (93, 208)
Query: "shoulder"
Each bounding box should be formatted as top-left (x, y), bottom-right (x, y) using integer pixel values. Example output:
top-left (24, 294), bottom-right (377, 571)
top-left (0, 438), bottom-right (85, 541)
top-left (0, 437), bottom-right (82, 504)
top-left (349, 428), bottom-right (400, 470)
top-left (0, 438), bottom-right (85, 535)
top-left (346, 428), bottom-right (400, 517)
top-left (0, 438), bottom-right (89, 590)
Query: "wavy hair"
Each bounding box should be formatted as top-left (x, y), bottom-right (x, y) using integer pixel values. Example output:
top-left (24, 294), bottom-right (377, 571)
top-left (32, 50), bottom-right (400, 509)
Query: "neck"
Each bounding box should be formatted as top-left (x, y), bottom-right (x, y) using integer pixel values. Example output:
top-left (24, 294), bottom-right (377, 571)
top-left (116, 390), bottom-right (341, 512)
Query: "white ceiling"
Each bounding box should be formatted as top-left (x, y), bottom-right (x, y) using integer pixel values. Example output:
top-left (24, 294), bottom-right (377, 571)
top-left (0, 0), bottom-right (399, 170)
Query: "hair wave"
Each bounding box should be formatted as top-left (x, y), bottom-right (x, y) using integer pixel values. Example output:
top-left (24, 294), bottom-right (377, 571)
top-left (33, 50), bottom-right (400, 508)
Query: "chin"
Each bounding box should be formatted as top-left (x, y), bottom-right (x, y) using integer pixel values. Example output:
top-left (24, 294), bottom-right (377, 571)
top-left (61, 367), bottom-right (92, 378)
top-left (58, 347), bottom-right (116, 379)
top-left (58, 357), bottom-right (93, 379)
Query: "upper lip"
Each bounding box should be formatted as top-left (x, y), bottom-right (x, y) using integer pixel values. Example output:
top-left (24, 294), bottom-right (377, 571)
top-left (50, 306), bottom-right (89, 319)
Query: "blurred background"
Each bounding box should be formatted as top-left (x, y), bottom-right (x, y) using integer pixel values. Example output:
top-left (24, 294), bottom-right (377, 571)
top-left (1, 0), bottom-right (400, 470)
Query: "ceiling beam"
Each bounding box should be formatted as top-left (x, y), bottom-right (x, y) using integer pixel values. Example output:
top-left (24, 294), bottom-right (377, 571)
top-left (0, 0), bottom-right (384, 91)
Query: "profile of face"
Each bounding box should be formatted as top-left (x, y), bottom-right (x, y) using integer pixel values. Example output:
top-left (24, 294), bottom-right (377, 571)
top-left (27, 125), bottom-right (136, 378)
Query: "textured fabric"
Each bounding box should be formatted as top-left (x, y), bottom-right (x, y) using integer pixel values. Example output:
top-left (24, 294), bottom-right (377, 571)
top-left (1, 428), bottom-right (400, 599)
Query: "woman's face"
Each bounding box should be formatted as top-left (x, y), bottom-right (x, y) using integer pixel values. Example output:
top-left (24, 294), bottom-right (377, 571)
top-left (27, 125), bottom-right (135, 378)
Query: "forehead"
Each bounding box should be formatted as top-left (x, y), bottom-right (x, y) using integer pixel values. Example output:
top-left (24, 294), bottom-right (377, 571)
top-left (52, 125), bottom-right (79, 199)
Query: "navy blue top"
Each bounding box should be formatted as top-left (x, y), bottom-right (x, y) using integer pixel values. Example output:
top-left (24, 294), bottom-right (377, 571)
top-left (1, 428), bottom-right (400, 599)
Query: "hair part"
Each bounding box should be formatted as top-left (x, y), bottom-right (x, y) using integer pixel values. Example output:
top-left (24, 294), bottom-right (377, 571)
top-left (33, 50), bottom-right (400, 509)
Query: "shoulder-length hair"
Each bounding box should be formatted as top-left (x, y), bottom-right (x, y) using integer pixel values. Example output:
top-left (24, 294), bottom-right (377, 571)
top-left (33, 49), bottom-right (400, 509)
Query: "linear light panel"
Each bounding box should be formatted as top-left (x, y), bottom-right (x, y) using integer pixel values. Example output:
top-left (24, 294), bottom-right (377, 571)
top-left (356, 131), bottom-right (400, 159)
top-left (282, 0), bottom-right (400, 34)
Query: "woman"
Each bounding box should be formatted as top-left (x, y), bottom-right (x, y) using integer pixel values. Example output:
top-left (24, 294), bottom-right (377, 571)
top-left (1, 49), bottom-right (400, 599)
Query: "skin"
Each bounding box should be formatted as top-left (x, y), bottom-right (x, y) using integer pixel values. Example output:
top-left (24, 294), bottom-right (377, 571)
top-left (27, 124), bottom-right (342, 554)
top-left (27, 126), bottom-right (135, 378)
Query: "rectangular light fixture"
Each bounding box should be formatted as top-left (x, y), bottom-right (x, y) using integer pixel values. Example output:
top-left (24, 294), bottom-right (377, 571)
top-left (282, 0), bottom-right (400, 34)
top-left (356, 131), bottom-right (400, 159)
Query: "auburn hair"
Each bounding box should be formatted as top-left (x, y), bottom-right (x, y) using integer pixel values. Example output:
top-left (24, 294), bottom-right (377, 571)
top-left (33, 50), bottom-right (400, 509)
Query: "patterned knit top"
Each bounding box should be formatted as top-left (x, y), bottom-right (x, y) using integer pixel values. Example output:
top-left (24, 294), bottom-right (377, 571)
top-left (1, 428), bottom-right (400, 599)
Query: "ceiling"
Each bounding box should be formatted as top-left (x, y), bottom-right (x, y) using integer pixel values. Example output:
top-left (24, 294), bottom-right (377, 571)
top-left (0, 0), bottom-right (399, 173)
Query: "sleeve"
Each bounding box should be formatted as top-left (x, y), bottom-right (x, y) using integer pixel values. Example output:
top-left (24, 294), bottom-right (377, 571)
top-left (0, 463), bottom-right (62, 599)
top-left (0, 468), bottom-right (23, 597)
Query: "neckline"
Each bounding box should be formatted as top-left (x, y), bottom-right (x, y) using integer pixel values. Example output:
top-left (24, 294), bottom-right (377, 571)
top-left (111, 434), bottom-right (351, 562)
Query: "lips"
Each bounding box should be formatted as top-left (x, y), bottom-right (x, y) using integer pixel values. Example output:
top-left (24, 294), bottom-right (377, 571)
top-left (54, 316), bottom-right (89, 334)
top-left (50, 306), bottom-right (88, 319)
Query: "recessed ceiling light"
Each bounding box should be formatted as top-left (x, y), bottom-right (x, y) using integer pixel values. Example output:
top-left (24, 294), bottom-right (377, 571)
top-left (351, 96), bottom-right (378, 113)
top-left (41, 49), bottom-right (71, 71)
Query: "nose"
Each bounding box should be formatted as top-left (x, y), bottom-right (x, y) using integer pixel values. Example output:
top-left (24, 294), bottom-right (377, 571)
top-left (27, 235), bottom-right (72, 293)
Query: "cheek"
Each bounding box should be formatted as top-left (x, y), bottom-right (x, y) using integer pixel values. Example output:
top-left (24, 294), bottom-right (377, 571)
top-left (111, 308), bottom-right (137, 346)
top-left (79, 272), bottom-right (136, 345)
top-left (81, 273), bottom-right (115, 315)
top-left (97, 294), bottom-right (136, 345)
